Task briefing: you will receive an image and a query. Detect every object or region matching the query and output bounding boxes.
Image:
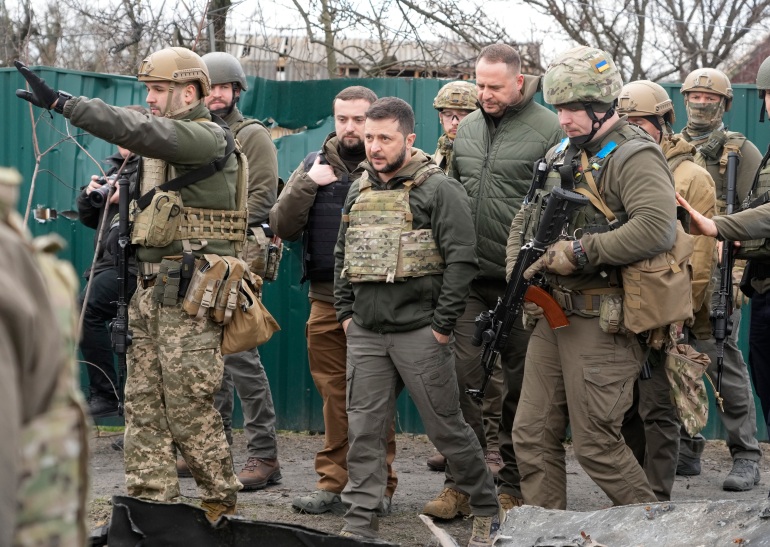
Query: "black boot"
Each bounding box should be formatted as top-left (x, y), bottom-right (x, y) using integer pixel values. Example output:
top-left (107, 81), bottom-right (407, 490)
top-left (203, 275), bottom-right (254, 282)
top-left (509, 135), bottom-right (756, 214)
top-left (88, 395), bottom-right (119, 418)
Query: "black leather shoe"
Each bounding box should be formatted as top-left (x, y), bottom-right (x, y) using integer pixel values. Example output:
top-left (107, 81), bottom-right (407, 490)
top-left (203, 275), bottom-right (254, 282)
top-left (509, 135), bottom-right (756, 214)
top-left (89, 396), bottom-right (119, 418)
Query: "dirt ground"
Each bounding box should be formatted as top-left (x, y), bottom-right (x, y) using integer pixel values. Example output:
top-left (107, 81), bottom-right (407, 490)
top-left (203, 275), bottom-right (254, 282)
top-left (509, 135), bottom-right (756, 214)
top-left (88, 427), bottom-right (770, 546)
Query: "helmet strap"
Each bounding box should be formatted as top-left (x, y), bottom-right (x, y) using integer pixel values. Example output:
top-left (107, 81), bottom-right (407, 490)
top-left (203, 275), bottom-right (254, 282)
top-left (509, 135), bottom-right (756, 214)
top-left (569, 102), bottom-right (615, 146)
top-left (760, 90), bottom-right (766, 123)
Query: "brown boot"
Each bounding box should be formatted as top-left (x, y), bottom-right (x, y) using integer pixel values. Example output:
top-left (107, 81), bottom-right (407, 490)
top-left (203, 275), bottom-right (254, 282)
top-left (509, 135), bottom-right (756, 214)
top-left (238, 457), bottom-right (282, 491)
top-left (426, 453), bottom-right (447, 471)
top-left (498, 492), bottom-right (524, 511)
top-left (485, 451), bottom-right (503, 480)
top-left (176, 457), bottom-right (192, 478)
top-left (201, 500), bottom-right (237, 522)
top-left (422, 487), bottom-right (471, 520)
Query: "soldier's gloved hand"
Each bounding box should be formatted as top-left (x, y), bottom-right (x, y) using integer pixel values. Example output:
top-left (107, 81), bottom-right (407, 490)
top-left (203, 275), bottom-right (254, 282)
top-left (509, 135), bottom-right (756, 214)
top-left (523, 239), bottom-right (577, 279)
top-left (14, 61), bottom-right (70, 113)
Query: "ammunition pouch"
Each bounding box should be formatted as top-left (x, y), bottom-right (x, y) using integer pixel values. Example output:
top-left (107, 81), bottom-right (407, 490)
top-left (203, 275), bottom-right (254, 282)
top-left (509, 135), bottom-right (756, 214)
top-left (699, 129), bottom-right (727, 162)
top-left (151, 258), bottom-right (183, 306)
top-left (221, 271), bottom-right (280, 355)
top-left (131, 192), bottom-right (183, 247)
top-left (243, 225), bottom-right (282, 281)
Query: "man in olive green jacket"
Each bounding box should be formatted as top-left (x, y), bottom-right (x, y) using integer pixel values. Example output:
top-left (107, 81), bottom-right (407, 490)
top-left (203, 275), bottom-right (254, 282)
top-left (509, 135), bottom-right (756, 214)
top-left (425, 42), bottom-right (563, 518)
top-left (16, 47), bottom-right (243, 520)
top-left (334, 97), bottom-right (502, 546)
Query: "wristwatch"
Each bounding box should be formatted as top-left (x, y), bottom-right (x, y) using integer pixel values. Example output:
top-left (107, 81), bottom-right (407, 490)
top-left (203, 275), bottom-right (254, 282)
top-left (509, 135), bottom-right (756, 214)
top-left (572, 240), bottom-right (588, 270)
top-left (53, 91), bottom-right (73, 114)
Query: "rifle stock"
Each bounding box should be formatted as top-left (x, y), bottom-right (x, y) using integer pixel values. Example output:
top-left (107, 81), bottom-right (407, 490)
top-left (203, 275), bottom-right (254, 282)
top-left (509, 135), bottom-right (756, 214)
top-left (712, 152), bottom-right (739, 397)
top-left (466, 186), bottom-right (588, 403)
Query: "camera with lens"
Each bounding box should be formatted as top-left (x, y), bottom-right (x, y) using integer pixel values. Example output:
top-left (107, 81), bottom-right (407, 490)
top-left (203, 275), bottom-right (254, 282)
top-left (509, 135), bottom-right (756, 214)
top-left (89, 174), bottom-right (118, 208)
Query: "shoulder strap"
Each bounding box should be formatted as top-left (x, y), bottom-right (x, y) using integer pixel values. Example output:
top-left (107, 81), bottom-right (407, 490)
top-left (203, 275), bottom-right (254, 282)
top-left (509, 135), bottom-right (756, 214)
top-left (574, 150), bottom-right (617, 223)
top-left (230, 117), bottom-right (266, 136)
top-left (135, 114), bottom-right (236, 211)
top-left (412, 164), bottom-right (443, 187)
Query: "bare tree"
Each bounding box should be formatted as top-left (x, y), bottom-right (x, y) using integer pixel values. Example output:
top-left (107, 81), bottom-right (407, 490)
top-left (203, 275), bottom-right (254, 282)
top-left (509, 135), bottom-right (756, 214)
top-left (521, 0), bottom-right (770, 81)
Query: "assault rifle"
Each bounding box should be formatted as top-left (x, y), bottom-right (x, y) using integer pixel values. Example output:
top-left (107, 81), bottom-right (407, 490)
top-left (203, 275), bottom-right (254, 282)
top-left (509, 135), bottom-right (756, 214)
top-left (712, 152), bottom-right (740, 395)
top-left (110, 174), bottom-right (133, 415)
top-left (467, 186), bottom-right (588, 402)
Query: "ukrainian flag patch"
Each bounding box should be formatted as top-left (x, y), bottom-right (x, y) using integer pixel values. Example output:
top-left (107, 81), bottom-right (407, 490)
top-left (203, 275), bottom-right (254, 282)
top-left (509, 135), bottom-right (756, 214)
top-left (593, 58), bottom-right (609, 73)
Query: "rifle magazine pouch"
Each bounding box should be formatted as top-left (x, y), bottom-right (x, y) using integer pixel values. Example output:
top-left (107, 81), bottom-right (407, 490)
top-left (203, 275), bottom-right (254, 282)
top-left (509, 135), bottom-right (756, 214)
top-left (265, 242), bottom-right (283, 282)
top-left (665, 343), bottom-right (711, 437)
top-left (221, 272), bottom-right (280, 355)
top-left (212, 257), bottom-right (247, 325)
top-left (622, 224), bottom-right (694, 334)
top-left (132, 191), bottom-right (183, 247)
top-left (242, 226), bottom-right (270, 278)
top-left (182, 254), bottom-right (228, 320)
top-left (152, 258), bottom-right (183, 306)
top-left (599, 293), bottom-right (624, 334)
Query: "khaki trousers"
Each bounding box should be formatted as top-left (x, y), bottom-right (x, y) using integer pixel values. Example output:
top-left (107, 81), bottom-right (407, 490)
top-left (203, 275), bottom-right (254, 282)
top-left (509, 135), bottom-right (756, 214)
top-left (513, 315), bottom-right (656, 509)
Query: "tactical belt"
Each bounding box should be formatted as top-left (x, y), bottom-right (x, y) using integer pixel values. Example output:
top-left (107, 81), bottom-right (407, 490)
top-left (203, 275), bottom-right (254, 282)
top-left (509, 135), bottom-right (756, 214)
top-left (550, 287), bottom-right (622, 313)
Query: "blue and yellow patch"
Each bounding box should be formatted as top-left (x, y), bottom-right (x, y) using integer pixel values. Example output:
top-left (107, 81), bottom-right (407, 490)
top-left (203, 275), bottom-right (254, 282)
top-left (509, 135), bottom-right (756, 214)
top-left (592, 58), bottom-right (610, 74)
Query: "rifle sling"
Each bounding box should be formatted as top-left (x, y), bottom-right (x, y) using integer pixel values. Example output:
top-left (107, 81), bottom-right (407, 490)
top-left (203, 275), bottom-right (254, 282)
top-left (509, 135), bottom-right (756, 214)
top-left (135, 115), bottom-right (236, 212)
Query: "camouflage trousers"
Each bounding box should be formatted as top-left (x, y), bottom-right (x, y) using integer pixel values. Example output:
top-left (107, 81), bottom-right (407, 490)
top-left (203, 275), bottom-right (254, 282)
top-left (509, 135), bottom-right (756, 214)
top-left (124, 285), bottom-right (242, 504)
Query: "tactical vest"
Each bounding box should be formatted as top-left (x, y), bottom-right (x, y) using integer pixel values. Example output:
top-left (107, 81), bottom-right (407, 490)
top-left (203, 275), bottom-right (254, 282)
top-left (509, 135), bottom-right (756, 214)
top-left (10, 226), bottom-right (89, 546)
top-left (691, 129), bottom-right (746, 215)
top-left (304, 151), bottom-right (351, 283)
top-left (131, 118), bottom-right (249, 253)
top-left (341, 165), bottom-right (445, 283)
top-left (734, 146), bottom-right (770, 260)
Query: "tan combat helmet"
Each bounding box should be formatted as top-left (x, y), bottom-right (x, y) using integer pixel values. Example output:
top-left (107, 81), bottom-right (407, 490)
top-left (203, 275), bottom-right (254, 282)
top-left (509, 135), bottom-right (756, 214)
top-left (681, 68), bottom-right (733, 111)
top-left (543, 45), bottom-right (622, 144)
top-left (202, 52), bottom-right (249, 91)
top-left (617, 80), bottom-right (675, 128)
top-left (138, 47), bottom-right (212, 97)
top-left (433, 81), bottom-right (478, 111)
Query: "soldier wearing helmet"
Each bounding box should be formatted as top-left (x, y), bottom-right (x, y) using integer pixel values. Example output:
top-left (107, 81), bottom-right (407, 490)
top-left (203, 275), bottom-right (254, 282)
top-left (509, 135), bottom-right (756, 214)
top-left (507, 45), bottom-right (677, 509)
top-left (15, 46), bottom-right (244, 521)
top-left (432, 81), bottom-right (477, 172)
top-left (617, 80), bottom-right (717, 501)
top-left (422, 43), bottom-right (562, 521)
top-left (675, 67), bottom-right (764, 492)
top-left (197, 52), bottom-right (283, 493)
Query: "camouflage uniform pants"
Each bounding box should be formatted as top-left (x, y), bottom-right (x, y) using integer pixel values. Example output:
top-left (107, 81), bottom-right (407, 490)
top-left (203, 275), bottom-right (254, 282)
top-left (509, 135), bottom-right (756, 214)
top-left (124, 285), bottom-right (242, 504)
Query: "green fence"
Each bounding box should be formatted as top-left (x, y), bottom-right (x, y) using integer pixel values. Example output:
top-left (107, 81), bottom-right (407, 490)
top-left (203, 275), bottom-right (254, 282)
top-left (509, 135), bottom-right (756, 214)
top-left (1, 67), bottom-right (768, 439)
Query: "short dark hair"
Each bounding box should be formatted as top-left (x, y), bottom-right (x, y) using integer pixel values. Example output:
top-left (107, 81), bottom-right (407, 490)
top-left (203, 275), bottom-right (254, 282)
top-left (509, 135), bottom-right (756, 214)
top-left (477, 43), bottom-right (521, 74)
top-left (365, 97), bottom-right (415, 135)
top-left (334, 86), bottom-right (377, 105)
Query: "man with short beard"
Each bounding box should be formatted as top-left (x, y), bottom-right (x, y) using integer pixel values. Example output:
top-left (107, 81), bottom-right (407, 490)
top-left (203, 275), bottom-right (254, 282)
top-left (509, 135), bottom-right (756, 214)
top-left (334, 96), bottom-right (502, 547)
top-left (188, 51), bottom-right (283, 492)
top-left (270, 86), bottom-right (398, 516)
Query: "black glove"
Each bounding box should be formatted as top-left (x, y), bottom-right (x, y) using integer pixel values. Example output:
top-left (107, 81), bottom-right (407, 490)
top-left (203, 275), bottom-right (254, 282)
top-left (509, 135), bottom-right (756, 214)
top-left (14, 60), bottom-right (71, 113)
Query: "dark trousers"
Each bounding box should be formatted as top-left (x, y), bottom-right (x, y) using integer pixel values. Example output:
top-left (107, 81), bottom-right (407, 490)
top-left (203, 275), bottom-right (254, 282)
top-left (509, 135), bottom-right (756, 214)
top-left (78, 269), bottom-right (137, 400)
top-left (750, 292), bottom-right (770, 430)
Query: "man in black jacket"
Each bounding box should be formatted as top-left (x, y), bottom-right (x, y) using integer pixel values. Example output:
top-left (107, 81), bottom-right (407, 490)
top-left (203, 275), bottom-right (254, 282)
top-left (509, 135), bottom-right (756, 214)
top-left (77, 145), bottom-right (139, 418)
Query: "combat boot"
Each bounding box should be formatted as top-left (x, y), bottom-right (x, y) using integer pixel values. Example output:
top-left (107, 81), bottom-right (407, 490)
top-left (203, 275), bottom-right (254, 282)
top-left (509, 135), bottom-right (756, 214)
top-left (201, 500), bottom-right (237, 522)
top-left (676, 434), bottom-right (705, 476)
top-left (498, 492), bottom-right (523, 511)
top-left (468, 506), bottom-right (506, 547)
top-left (238, 457), bottom-right (282, 490)
top-left (723, 458), bottom-right (761, 491)
top-left (427, 453), bottom-right (447, 471)
top-left (422, 487), bottom-right (471, 520)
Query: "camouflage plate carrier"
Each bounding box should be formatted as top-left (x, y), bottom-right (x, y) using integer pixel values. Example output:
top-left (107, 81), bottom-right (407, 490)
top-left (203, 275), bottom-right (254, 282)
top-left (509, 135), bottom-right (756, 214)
top-left (341, 165), bottom-right (445, 283)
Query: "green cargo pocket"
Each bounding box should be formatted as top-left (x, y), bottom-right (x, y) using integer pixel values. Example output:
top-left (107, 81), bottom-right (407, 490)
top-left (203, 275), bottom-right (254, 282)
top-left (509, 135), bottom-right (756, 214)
top-left (419, 355), bottom-right (459, 418)
top-left (582, 364), bottom-right (635, 423)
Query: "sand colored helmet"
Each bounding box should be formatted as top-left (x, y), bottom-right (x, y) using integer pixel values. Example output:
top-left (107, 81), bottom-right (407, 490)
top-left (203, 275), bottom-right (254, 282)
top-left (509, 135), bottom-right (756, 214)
top-left (202, 52), bottom-right (249, 91)
top-left (137, 47), bottom-right (211, 97)
top-left (617, 80), bottom-right (675, 125)
top-left (680, 68), bottom-right (732, 111)
top-left (433, 81), bottom-right (478, 111)
top-left (543, 45), bottom-right (622, 106)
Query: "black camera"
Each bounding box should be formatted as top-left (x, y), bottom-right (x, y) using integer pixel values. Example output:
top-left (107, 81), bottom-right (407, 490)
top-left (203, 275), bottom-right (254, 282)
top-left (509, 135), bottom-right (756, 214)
top-left (89, 174), bottom-right (117, 208)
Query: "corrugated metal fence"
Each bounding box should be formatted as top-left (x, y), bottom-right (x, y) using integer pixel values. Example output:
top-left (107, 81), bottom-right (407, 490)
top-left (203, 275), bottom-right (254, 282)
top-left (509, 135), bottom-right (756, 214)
top-left (1, 67), bottom-right (768, 439)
